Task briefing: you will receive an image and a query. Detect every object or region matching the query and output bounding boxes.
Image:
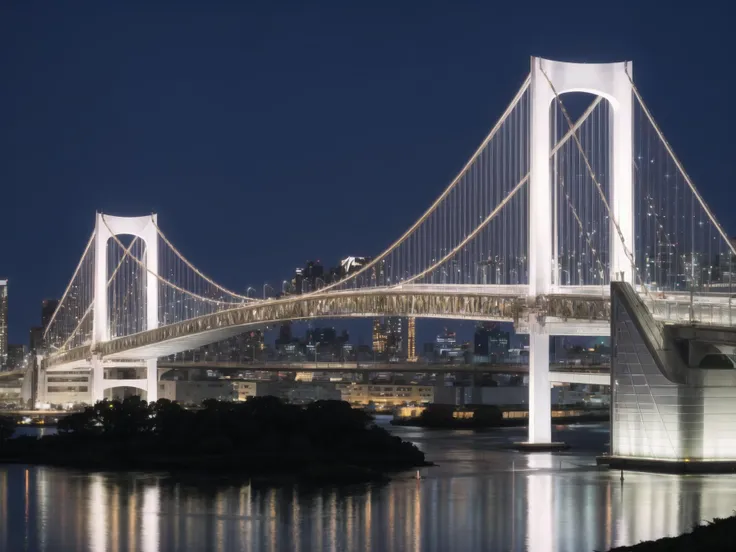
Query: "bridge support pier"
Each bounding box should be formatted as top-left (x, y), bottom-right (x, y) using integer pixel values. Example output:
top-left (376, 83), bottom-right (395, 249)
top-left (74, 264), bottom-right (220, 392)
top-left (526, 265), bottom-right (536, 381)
top-left (91, 356), bottom-right (105, 403)
top-left (146, 359), bottom-right (158, 403)
top-left (514, 315), bottom-right (568, 452)
top-left (528, 328), bottom-right (551, 444)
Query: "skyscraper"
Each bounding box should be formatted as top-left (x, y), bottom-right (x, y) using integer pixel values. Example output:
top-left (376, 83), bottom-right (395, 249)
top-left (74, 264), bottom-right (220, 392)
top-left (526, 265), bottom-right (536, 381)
top-left (372, 318), bottom-right (386, 354)
top-left (41, 299), bottom-right (59, 330)
top-left (0, 281), bottom-right (7, 370)
top-left (385, 317), bottom-right (403, 356)
top-left (406, 317), bottom-right (417, 362)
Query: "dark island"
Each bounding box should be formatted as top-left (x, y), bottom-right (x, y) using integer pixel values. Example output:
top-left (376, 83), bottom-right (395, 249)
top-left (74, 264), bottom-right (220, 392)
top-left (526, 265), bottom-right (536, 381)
top-left (0, 397), bottom-right (428, 485)
top-left (608, 516), bottom-right (736, 551)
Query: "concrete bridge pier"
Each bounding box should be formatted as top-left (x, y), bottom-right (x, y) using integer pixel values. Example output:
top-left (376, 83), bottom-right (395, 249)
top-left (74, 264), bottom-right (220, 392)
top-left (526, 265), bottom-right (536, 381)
top-left (146, 359), bottom-right (158, 403)
top-left (528, 318), bottom-right (551, 444)
top-left (515, 314), bottom-right (568, 451)
top-left (91, 355), bottom-right (105, 404)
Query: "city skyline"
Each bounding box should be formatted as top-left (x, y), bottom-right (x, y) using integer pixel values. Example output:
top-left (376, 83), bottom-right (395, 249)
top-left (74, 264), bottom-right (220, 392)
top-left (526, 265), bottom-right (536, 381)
top-left (1, 3), bottom-right (735, 344)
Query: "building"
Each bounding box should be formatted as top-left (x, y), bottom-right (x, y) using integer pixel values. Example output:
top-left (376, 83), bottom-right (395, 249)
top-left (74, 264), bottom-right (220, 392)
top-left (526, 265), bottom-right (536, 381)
top-left (41, 299), bottom-right (59, 330)
top-left (231, 380), bottom-right (279, 402)
top-left (339, 256), bottom-right (370, 277)
top-left (372, 317), bottom-right (405, 358)
top-left (385, 317), bottom-right (403, 357)
top-left (0, 380), bottom-right (22, 404)
top-left (0, 280), bottom-right (7, 370)
top-left (407, 317), bottom-right (417, 362)
top-left (488, 325), bottom-right (510, 361)
top-left (38, 371), bottom-right (91, 407)
top-left (158, 380), bottom-right (234, 404)
top-left (282, 382), bottom-right (341, 404)
top-left (336, 383), bottom-right (455, 407)
top-left (293, 260), bottom-right (325, 294)
top-left (474, 322), bottom-right (493, 356)
top-left (435, 329), bottom-right (462, 358)
top-left (372, 319), bottom-right (386, 354)
top-left (169, 330), bottom-right (265, 362)
top-left (29, 326), bottom-right (44, 353)
top-left (6, 344), bottom-right (26, 371)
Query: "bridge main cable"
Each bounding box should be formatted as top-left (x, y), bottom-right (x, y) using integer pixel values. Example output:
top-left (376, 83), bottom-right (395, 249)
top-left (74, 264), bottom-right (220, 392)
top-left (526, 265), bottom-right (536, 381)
top-left (313, 74), bottom-right (533, 294)
top-left (396, 95), bottom-right (604, 286)
top-left (624, 66), bottom-right (736, 260)
top-left (153, 218), bottom-right (259, 302)
top-left (42, 231), bottom-right (95, 342)
top-left (102, 216), bottom-right (245, 307)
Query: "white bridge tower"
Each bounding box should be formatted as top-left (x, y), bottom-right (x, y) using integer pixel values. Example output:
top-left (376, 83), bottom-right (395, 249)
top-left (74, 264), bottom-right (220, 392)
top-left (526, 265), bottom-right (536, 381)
top-left (91, 213), bottom-right (160, 403)
top-left (527, 57), bottom-right (634, 444)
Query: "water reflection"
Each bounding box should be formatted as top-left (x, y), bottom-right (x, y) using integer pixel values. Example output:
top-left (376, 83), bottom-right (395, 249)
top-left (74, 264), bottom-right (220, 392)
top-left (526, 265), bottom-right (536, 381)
top-left (2, 426), bottom-right (736, 551)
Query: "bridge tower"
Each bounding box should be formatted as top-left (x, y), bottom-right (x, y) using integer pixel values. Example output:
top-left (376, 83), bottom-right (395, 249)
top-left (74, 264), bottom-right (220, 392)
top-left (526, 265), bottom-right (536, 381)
top-left (92, 213), bottom-right (159, 403)
top-left (527, 57), bottom-right (634, 444)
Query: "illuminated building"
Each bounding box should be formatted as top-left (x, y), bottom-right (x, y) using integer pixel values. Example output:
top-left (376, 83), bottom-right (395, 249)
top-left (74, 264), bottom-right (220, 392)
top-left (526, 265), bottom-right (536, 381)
top-left (407, 317), bottom-right (417, 362)
top-left (336, 383), bottom-right (454, 407)
top-left (0, 280), bottom-right (6, 369)
top-left (372, 317), bottom-right (405, 357)
top-left (372, 319), bottom-right (386, 353)
top-left (435, 329), bottom-right (462, 358)
top-left (293, 260), bottom-right (324, 294)
top-left (385, 317), bottom-right (403, 356)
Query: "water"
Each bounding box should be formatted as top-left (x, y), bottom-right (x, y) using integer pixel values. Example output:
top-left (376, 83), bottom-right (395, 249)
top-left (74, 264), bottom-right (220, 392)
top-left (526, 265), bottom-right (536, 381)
top-left (2, 420), bottom-right (736, 551)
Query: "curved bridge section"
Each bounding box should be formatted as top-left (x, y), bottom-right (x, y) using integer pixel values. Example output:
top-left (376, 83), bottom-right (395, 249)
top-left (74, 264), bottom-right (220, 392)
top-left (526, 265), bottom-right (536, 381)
top-left (42, 285), bottom-right (621, 369)
top-left (44, 288), bottom-right (525, 367)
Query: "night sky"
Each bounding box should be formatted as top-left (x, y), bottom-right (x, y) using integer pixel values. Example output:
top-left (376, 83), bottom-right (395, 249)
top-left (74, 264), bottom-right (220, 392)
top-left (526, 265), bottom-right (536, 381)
top-left (1, 2), bottom-right (734, 345)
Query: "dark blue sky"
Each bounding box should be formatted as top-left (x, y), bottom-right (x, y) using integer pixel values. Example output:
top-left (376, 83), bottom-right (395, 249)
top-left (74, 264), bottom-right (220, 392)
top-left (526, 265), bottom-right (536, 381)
top-left (1, 2), bottom-right (734, 345)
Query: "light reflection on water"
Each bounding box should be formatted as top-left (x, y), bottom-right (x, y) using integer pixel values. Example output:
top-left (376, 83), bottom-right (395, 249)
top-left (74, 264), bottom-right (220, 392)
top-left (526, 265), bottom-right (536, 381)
top-left (1, 423), bottom-right (736, 551)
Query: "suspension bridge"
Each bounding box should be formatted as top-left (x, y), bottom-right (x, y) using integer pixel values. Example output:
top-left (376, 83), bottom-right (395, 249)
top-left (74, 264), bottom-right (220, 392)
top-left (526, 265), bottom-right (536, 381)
top-left (36, 57), bottom-right (736, 447)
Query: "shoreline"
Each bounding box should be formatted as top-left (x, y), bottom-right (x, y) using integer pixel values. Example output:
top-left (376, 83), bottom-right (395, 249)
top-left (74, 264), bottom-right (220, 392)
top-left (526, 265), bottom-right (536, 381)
top-left (607, 516), bottom-right (736, 551)
top-left (0, 451), bottom-right (431, 486)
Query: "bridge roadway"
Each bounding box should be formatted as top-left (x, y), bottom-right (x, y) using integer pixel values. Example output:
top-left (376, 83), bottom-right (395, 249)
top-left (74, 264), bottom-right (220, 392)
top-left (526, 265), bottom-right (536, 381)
top-left (159, 361), bottom-right (611, 385)
top-left (43, 283), bottom-right (736, 371)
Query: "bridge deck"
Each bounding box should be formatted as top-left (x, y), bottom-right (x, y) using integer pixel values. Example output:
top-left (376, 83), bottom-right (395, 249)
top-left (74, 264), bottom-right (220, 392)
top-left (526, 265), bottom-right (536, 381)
top-left (42, 284), bottom-right (736, 370)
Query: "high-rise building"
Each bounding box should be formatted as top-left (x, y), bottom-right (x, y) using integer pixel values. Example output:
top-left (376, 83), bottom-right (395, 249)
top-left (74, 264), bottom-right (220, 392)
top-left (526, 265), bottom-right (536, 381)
top-left (41, 299), bottom-right (60, 330)
top-left (488, 325), bottom-right (510, 361)
top-left (474, 322), bottom-right (493, 356)
top-left (385, 317), bottom-right (403, 356)
top-left (407, 317), bottom-right (417, 362)
top-left (0, 280), bottom-right (7, 370)
top-left (292, 260), bottom-right (325, 294)
top-left (29, 326), bottom-right (44, 353)
top-left (435, 329), bottom-right (462, 358)
top-left (372, 318), bottom-right (386, 353)
top-left (6, 344), bottom-right (26, 370)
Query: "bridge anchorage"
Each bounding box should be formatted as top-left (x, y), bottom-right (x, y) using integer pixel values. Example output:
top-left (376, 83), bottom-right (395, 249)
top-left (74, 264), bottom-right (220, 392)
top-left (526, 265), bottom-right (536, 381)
top-left (38, 56), bottom-right (736, 459)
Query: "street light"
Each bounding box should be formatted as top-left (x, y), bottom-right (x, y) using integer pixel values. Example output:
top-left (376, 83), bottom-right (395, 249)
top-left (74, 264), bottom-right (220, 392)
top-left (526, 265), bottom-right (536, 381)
top-left (246, 287), bottom-right (256, 299)
top-left (263, 283), bottom-right (274, 299)
top-left (282, 280), bottom-right (291, 294)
